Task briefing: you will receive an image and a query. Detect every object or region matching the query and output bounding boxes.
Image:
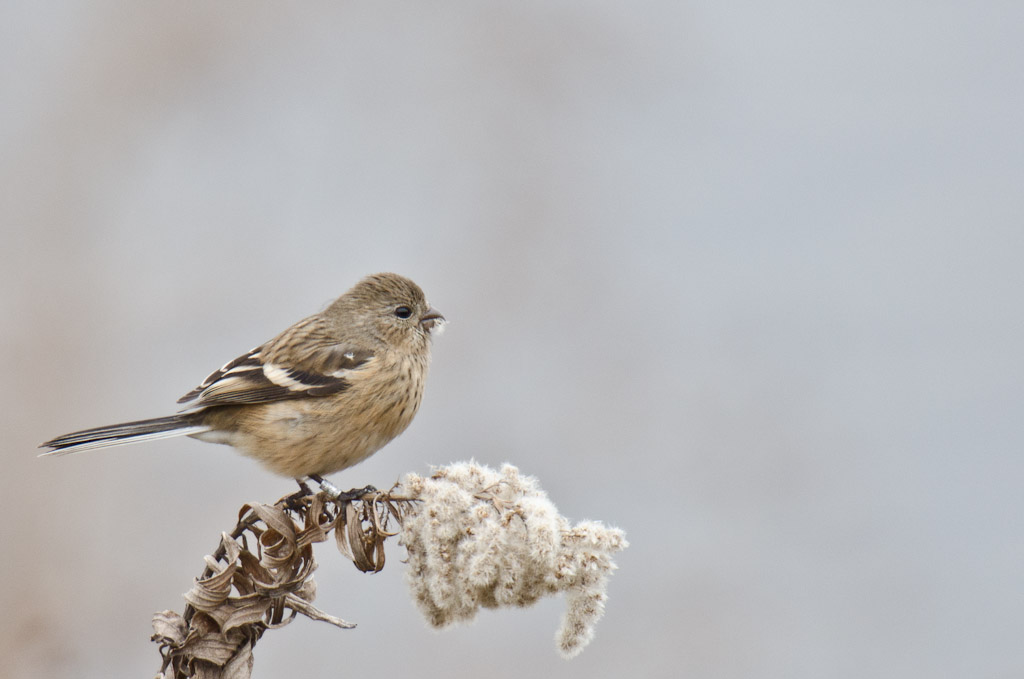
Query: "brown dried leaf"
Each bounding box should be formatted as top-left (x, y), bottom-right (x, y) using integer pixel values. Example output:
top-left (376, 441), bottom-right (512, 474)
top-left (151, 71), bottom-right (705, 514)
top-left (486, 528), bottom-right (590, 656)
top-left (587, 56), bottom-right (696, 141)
top-left (220, 639), bottom-right (254, 679)
top-left (154, 488), bottom-right (407, 677)
top-left (384, 498), bottom-right (406, 525)
top-left (245, 503), bottom-right (297, 545)
top-left (260, 538), bottom-right (296, 571)
top-left (295, 578), bottom-right (316, 603)
top-left (181, 628), bottom-right (247, 665)
top-left (334, 507), bottom-right (354, 562)
top-left (346, 504), bottom-right (376, 572)
top-left (184, 534), bottom-right (243, 612)
top-left (186, 566), bottom-right (237, 612)
top-left (365, 502), bottom-right (390, 572)
top-left (194, 661), bottom-right (222, 679)
top-left (295, 494), bottom-right (336, 548)
top-left (152, 610), bottom-right (188, 645)
top-left (283, 592), bottom-right (356, 629)
top-left (189, 611), bottom-right (220, 637)
top-left (219, 532), bottom-right (242, 564)
top-left (204, 595), bottom-right (273, 633)
top-left (367, 501), bottom-right (384, 535)
top-left (241, 503), bottom-right (299, 570)
top-left (236, 550), bottom-right (271, 594)
top-left (372, 531), bottom-right (386, 572)
top-left (295, 522), bottom-right (330, 548)
top-left (246, 550), bottom-right (316, 600)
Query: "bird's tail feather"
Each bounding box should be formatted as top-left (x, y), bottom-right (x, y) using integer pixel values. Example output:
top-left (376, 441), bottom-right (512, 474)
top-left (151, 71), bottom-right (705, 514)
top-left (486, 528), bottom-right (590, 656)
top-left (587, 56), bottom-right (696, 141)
top-left (39, 415), bottom-right (209, 456)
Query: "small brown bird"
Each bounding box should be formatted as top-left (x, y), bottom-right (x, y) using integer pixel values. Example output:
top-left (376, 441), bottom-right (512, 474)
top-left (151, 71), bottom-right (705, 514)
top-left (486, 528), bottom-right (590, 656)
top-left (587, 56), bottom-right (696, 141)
top-left (40, 273), bottom-right (444, 483)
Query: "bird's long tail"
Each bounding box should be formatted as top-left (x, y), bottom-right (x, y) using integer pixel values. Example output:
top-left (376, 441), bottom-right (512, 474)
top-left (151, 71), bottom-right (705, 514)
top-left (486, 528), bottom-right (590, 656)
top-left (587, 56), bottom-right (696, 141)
top-left (39, 414), bottom-right (209, 456)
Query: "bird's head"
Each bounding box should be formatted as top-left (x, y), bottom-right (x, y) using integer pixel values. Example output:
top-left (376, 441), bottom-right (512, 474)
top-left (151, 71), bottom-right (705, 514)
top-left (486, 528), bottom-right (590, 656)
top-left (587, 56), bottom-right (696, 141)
top-left (332, 272), bottom-right (445, 350)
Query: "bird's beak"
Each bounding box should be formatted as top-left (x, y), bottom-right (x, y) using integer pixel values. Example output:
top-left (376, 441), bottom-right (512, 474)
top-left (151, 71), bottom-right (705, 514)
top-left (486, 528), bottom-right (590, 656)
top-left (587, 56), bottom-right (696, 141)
top-left (419, 307), bottom-right (445, 333)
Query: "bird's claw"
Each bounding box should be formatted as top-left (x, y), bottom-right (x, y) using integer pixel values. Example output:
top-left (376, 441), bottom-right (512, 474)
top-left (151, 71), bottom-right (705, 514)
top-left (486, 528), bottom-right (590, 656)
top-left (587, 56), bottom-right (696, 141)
top-left (307, 475), bottom-right (376, 502)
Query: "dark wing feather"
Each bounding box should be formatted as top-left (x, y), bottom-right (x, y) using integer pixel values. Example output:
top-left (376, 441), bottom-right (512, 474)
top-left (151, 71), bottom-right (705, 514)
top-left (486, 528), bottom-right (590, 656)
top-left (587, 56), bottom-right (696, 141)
top-left (177, 349), bottom-right (263, 404)
top-left (178, 318), bottom-right (374, 409)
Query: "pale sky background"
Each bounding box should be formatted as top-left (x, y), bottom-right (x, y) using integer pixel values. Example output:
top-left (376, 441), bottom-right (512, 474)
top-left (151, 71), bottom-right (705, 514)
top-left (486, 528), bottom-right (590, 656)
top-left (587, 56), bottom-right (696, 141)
top-left (2, 2), bottom-right (1023, 678)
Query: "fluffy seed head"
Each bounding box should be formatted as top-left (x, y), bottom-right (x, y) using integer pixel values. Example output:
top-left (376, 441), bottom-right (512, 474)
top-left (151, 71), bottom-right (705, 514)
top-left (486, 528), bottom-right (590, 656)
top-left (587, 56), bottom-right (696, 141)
top-left (396, 462), bottom-right (628, 658)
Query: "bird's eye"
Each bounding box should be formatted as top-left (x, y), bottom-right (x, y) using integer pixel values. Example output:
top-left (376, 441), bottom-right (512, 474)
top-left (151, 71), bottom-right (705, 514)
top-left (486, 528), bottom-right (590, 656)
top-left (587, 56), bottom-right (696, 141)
top-left (394, 306), bottom-right (413, 319)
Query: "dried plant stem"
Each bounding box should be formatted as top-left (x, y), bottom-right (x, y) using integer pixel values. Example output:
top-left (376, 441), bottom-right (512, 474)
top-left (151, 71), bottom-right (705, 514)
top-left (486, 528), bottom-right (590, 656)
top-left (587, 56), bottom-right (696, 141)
top-left (154, 485), bottom-right (413, 679)
top-left (152, 463), bottom-right (627, 678)
top-left (183, 488), bottom-right (416, 619)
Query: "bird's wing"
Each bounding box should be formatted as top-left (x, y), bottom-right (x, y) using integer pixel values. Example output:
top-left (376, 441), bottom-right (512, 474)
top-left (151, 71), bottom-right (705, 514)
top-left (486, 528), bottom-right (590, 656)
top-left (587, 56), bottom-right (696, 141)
top-left (177, 316), bottom-right (374, 409)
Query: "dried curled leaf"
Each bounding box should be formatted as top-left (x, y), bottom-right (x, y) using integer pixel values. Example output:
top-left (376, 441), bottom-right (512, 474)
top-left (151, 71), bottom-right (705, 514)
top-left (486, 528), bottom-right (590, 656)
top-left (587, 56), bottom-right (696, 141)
top-left (154, 486), bottom-right (411, 678)
top-left (152, 611), bottom-right (188, 646)
top-left (182, 628), bottom-right (249, 666)
top-left (296, 494), bottom-right (336, 547)
top-left (333, 493), bottom-right (399, 573)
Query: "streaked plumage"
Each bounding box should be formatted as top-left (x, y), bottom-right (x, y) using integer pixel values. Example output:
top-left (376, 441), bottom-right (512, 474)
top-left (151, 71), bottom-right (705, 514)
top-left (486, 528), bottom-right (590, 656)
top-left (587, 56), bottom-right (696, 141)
top-left (40, 273), bottom-right (444, 479)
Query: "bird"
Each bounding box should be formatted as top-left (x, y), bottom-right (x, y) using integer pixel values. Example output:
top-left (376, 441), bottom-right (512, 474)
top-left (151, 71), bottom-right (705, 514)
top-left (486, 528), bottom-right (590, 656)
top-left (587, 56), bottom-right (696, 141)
top-left (40, 273), bottom-right (445, 488)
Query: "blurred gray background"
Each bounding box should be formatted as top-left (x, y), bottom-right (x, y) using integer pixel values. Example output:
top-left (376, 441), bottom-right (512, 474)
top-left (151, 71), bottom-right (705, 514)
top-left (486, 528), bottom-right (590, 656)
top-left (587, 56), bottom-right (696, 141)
top-left (2, 2), bottom-right (1022, 678)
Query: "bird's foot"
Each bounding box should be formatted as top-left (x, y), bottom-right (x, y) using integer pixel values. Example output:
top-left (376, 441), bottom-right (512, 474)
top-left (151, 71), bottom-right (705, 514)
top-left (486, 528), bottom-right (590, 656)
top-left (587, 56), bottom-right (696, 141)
top-left (307, 474), bottom-right (341, 499)
top-left (308, 475), bottom-right (377, 502)
top-left (283, 479), bottom-right (316, 508)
